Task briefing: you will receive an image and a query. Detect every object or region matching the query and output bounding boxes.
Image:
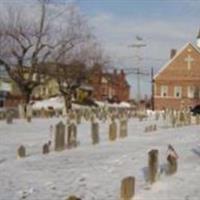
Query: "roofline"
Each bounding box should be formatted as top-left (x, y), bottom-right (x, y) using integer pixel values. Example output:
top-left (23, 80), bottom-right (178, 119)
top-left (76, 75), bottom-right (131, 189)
top-left (154, 42), bottom-right (200, 80)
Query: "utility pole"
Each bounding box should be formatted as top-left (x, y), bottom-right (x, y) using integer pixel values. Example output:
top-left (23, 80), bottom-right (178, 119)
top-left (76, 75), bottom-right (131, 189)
top-left (151, 67), bottom-right (154, 111)
top-left (128, 37), bottom-right (146, 103)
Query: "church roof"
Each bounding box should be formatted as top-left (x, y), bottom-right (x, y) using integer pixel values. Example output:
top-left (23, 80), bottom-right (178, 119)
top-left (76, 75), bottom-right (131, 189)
top-left (154, 42), bottom-right (200, 80)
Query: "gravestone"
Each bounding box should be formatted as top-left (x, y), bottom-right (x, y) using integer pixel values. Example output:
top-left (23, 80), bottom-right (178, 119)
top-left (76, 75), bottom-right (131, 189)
top-left (43, 143), bottom-right (50, 154)
top-left (66, 196), bottom-right (81, 200)
top-left (179, 111), bottom-right (185, 126)
top-left (109, 120), bottom-right (117, 141)
top-left (148, 149), bottom-right (159, 184)
top-left (54, 121), bottom-right (65, 151)
top-left (196, 115), bottom-right (200, 125)
top-left (155, 112), bottom-right (160, 121)
top-left (26, 104), bottom-right (32, 122)
top-left (167, 154), bottom-right (178, 175)
top-left (76, 113), bottom-right (81, 124)
top-left (17, 145), bottom-right (26, 158)
top-left (120, 176), bottom-right (135, 200)
top-left (6, 112), bottom-right (13, 124)
top-left (153, 124), bottom-right (157, 131)
top-left (171, 115), bottom-right (176, 128)
top-left (91, 122), bottom-right (99, 145)
top-left (120, 119), bottom-right (128, 138)
top-left (67, 123), bottom-right (77, 148)
top-left (18, 104), bottom-right (25, 119)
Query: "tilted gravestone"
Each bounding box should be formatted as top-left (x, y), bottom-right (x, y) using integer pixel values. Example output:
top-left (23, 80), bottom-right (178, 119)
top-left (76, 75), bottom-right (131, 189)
top-left (120, 176), bottom-right (135, 200)
top-left (148, 149), bottom-right (159, 184)
top-left (17, 145), bottom-right (26, 158)
top-left (43, 143), bottom-right (50, 154)
top-left (109, 120), bottom-right (117, 141)
top-left (167, 154), bottom-right (178, 175)
top-left (91, 122), bottom-right (99, 145)
top-left (67, 123), bottom-right (77, 148)
top-left (119, 119), bottom-right (128, 138)
top-left (54, 121), bottom-right (65, 151)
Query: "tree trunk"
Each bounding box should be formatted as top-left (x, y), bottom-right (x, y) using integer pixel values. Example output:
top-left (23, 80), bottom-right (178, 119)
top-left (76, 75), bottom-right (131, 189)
top-left (23, 92), bottom-right (31, 118)
top-left (64, 94), bottom-right (72, 114)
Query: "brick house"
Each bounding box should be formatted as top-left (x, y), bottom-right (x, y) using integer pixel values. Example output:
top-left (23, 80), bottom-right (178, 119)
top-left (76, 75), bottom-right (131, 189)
top-left (90, 69), bottom-right (130, 102)
top-left (153, 41), bottom-right (200, 110)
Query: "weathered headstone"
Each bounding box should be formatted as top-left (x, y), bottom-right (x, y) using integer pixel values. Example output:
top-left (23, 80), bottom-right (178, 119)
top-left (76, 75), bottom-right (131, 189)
top-left (18, 104), bottom-right (25, 119)
top-left (196, 114), bottom-right (200, 125)
top-left (91, 122), bottom-right (99, 145)
top-left (120, 176), bottom-right (135, 200)
top-left (109, 120), bottom-right (117, 141)
top-left (120, 119), bottom-right (128, 138)
top-left (148, 149), bottom-right (159, 184)
top-left (17, 145), bottom-right (26, 158)
top-left (67, 123), bottom-right (77, 148)
top-left (54, 121), bottom-right (65, 151)
top-left (66, 196), bottom-right (81, 200)
top-left (6, 112), bottom-right (13, 124)
top-left (171, 115), bottom-right (176, 128)
top-left (167, 154), bottom-right (178, 175)
top-left (26, 104), bottom-right (32, 122)
top-left (43, 143), bottom-right (50, 154)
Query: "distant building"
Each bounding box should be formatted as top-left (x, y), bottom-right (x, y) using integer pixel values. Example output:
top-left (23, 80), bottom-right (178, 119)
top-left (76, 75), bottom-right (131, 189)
top-left (90, 69), bottom-right (130, 102)
top-left (153, 31), bottom-right (200, 110)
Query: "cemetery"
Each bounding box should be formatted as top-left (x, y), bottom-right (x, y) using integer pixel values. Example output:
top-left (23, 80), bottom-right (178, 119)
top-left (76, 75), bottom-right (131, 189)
top-left (0, 105), bottom-right (200, 200)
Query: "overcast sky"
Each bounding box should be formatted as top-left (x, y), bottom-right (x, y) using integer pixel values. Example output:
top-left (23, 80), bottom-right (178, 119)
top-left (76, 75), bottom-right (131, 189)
top-left (1, 0), bottom-right (200, 98)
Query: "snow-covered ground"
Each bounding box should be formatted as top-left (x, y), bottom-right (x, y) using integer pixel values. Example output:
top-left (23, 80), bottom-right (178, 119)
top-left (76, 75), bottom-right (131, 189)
top-left (0, 116), bottom-right (200, 200)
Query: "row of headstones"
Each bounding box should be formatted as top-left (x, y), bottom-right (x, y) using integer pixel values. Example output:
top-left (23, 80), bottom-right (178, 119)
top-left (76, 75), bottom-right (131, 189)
top-left (16, 119), bottom-right (128, 159)
top-left (65, 148), bottom-right (178, 200)
top-left (144, 124), bottom-right (157, 133)
top-left (56, 119), bottom-right (128, 150)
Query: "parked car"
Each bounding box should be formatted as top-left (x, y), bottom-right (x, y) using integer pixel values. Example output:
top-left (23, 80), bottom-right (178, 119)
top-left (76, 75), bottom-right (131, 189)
top-left (190, 105), bottom-right (200, 115)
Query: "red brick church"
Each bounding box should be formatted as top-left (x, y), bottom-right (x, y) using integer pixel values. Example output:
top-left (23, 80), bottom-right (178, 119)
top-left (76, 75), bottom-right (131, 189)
top-left (154, 32), bottom-right (200, 110)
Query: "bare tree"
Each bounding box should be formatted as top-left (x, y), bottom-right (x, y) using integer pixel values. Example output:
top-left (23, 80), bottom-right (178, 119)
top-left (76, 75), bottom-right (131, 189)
top-left (0, 1), bottom-right (108, 114)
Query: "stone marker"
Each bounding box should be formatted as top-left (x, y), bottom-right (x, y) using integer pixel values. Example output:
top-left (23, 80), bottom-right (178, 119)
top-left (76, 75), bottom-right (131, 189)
top-left (91, 122), bottom-right (99, 145)
top-left (17, 145), bottom-right (26, 158)
top-left (120, 120), bottom-right (128, 138)
top-left (6, 112), bottom-right (13, 124)
top-left (120, 176), bottom-right (135, 200)
top-left (67, 123), bottom-right (77, 148)
top-left (54, 121), bottom-right (65, 151)
top-left (167, 154), bottom-right (178, 175)
top-left (148, 149), bottom-right (159, 184)
top-left (109, 120), bottom-right (117, 141)
top-left (196, 115), bottom-right (200, 125)
top-left (18, 104), bottom-right (25, 119)
top-left (66, 196), bottom-right (81, 200)
top-left (26, 104), bottom-right (32, 122)
top-left (43, 143), bottom-right (50, 154)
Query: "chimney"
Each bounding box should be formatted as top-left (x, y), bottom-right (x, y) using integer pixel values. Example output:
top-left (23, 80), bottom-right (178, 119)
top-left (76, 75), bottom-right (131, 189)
top-left (113, 69), bottom-right (117, 75)
top-left (170, 49), bottom-right (177, 59)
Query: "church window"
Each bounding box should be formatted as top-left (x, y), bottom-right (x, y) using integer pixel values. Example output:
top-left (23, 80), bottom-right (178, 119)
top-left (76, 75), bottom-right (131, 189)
top-left (187, 86), bottom-right (195, 98)
top-left (161, 85), bottom-right (168, 97)
top-left (174, 86), bottom-right (182, 98)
